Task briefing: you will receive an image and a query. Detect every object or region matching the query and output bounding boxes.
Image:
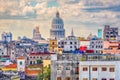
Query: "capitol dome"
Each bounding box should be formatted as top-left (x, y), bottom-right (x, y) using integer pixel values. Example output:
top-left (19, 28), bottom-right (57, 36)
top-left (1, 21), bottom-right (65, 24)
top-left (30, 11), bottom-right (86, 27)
top-left (52, 12), bottom-right (64, 25)
top-left (50, 11), bottom-right (65, 40)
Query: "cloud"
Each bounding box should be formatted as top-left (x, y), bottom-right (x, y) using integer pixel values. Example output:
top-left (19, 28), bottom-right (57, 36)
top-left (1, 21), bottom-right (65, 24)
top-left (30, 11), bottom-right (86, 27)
top-left (0, 0), bottom-right (120, 39)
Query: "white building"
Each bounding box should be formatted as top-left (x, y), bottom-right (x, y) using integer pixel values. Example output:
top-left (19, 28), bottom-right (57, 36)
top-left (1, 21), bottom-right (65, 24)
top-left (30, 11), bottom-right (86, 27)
top-left (0, 43), bottom-right (7, 56)
top-left (80, 40), bottom-right (90, 48)
top-left (17, 57), bottom-right (25, 72)
top-left (1, 32), bottom-right (12, 42)
top-left (89, 38), bottom-right (103, 53)
top-left (79, 61), bottom-right (120, 80)
top-left (58, 29), bottom-right (80, 52)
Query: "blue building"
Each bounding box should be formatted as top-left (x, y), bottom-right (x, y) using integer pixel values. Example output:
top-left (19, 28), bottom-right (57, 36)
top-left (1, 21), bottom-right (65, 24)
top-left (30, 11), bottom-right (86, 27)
top-left (1, 32), bottom-right (12, 42)
top-left (98, 29), bottom-right (102, 39)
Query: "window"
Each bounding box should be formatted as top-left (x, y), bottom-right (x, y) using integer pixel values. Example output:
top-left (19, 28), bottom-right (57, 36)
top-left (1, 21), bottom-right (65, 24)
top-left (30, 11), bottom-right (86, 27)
top-left (30, 61), bottom-right (32, 64)
top-left (75, 42), bottom-right (77, 44)
top-left (102, 78), bottom-right (106, 80)
top-left (74, 46), bottom-right (76, 49)
top-left (57, 77), bottom-right (62, 80)
top-left (52, 42), bottom-right (54, 45)
top-left (20, 61), bottom-right (22, 65)
top-left (65, 42), bottom-right (67, 44)
top-left (110, 78), bottom-right (114, 80)
top-left (102, 67), bottom-right (107, 71)
top-left (70, 42), bottom-right (72, 44)
top-left (57, 67), bottom-right (62, 70)
top-left (92, 67), bottom-right (97, 71)
top-left (83, 78), bottom-right (88, 80)
top-left (66, 77), bottom-right (70, 80)
top-left (83, 67), bottom-right (88, 71)
top-left (66, 67), bottom-right (70, 70)
top-left (92, 78), bottom-right (97, 80)
top-left (109, 67), bottom-right (115, 72)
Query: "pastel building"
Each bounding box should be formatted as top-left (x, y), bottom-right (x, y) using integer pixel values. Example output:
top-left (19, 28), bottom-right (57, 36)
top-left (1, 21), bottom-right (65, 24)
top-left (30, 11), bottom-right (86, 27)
top-left (33, 26), bottom-right (45, 40)
top-left (89, 38), bottom-right (103, 54)
top-left (98, 29), bottom-right (102, 39)
top-left (79, 61), bottom-right (120, 80)
top-left (103, 25), bottom-right (118, 40)
top-left (28, 52), bottom-right (53, 65)
top-left (58, 29), bottom-right (80, 52)
top-left (17, 56), bottom-right (25, 72)
top-left (103, 41), bottom-right (120, 54)
top-left (49, 39), bottom-right (58, 52)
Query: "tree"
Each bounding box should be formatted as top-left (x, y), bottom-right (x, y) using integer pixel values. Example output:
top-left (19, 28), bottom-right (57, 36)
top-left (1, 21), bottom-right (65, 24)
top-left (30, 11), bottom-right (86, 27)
top-left (38, 73), bottom-right (44, 80)
top-left (37, 65), bottom-right (51, 80)
top-left (37, 59), bottom-right (43, 64)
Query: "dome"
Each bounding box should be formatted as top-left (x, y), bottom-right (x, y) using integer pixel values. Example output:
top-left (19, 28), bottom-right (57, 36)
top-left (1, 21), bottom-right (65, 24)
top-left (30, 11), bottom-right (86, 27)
top-left (52, 11), bottom-right (64, 25)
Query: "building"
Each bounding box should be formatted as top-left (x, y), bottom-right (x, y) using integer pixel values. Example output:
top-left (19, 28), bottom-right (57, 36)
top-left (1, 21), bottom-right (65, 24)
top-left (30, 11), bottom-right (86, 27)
top-left (89, 38), bottom-right (103, 54)
top-left (51, 54), bottom-right (82, 80)
top-left (103, 41), bottom-right (120, 54)
top-left (80, 40), bottom-right (90, 49)
top-left (58, 29), bottom-right (80, 52)
top-left (0, 43), bottom-right (7, 56)
top-left (103, 25), bottom-right (118, 40)
top-left (17, 56), bottom-right (25, 72)
top-left (49, 39), bottom-right (58, 52)
top-left (79, 61), bottom-right (120, 80)
top-left (50, 11), bottom-right (65, 40)
top-left (98, 29), bottom-right (102, 39)
top-left (1, 32), bottom-right (12, 42)
top-left (33, 26), bottom-right (44, 40)
top-left (28, 52), bottom-right (54, 65)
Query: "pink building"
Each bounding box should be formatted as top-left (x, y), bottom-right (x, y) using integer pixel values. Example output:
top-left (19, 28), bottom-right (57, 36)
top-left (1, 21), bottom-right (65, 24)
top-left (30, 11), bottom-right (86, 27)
top-left (103, 41), bottom-right (120, 54)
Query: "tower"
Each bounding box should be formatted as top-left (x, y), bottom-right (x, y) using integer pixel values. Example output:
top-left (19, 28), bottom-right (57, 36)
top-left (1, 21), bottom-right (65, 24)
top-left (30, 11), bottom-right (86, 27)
top-left (33, 26), bottom-right (42, 40)
top-left (98, 29), bottom-right (102, 39)
top-left (71, 28), bottom-right (74, 36)
top-left (50, 11), bottom-right (65, 40)
top-left (17, 56), bottom-right (25, 72)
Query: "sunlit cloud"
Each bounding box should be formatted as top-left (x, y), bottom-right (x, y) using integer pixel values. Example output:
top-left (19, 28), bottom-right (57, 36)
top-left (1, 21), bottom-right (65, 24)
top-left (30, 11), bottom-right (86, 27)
top-left (0, 0), bottom-right (120, 40)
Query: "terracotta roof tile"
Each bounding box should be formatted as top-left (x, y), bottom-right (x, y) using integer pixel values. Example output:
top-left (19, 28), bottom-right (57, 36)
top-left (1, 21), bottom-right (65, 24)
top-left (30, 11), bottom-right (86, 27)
top-left (5, 64), bottom-right (17, 68)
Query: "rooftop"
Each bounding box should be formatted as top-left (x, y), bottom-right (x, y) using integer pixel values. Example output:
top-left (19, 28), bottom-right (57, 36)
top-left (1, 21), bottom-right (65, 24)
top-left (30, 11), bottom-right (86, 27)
top-left (4, 64), bottom-right (17, 68)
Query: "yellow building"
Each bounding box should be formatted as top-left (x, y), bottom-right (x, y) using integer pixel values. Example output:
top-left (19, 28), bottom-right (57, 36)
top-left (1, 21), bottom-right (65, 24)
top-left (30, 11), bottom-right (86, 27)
top-left (49, 39), bottom-right (58, 52)
top-left (43, 60), bottom-right (51, 67)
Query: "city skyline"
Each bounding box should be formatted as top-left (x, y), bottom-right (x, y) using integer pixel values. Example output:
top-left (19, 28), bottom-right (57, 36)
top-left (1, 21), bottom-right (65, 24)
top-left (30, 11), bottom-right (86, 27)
top-left (0, 0), bottom-right (120, 40)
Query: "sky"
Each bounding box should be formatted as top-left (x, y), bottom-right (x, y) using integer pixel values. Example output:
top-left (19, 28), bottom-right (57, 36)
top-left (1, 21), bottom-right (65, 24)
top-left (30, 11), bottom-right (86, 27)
top-left (0, 0), bottom-right (120, 40)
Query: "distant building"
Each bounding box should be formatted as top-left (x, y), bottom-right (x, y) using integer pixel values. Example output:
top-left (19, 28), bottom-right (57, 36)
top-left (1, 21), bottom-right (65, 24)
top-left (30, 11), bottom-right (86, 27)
top-left (1, 32), bottom-right (12, 42)
top-left (33, 26), bottom-right (44, 40)
top-left (17, 56), bottom-right (25, 72)
top-left (50, 11), bottom-right (65, 40)
top-left (98, 29), bottom-right (102, 39)
top-left (103, 25), bottom-right (118, 40)
top-left (103, 41), bottom-right (120, 54)
top-left (28, 52), bottom-right (53, 65)
top-left (0, 43), bottom-right (7, 56)
top-left (58, 29), bottom-right (80, 52)
top-left (89, 38), bottom-right (103, 54)
top-left (49, 39), bottom-right (58, 52)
